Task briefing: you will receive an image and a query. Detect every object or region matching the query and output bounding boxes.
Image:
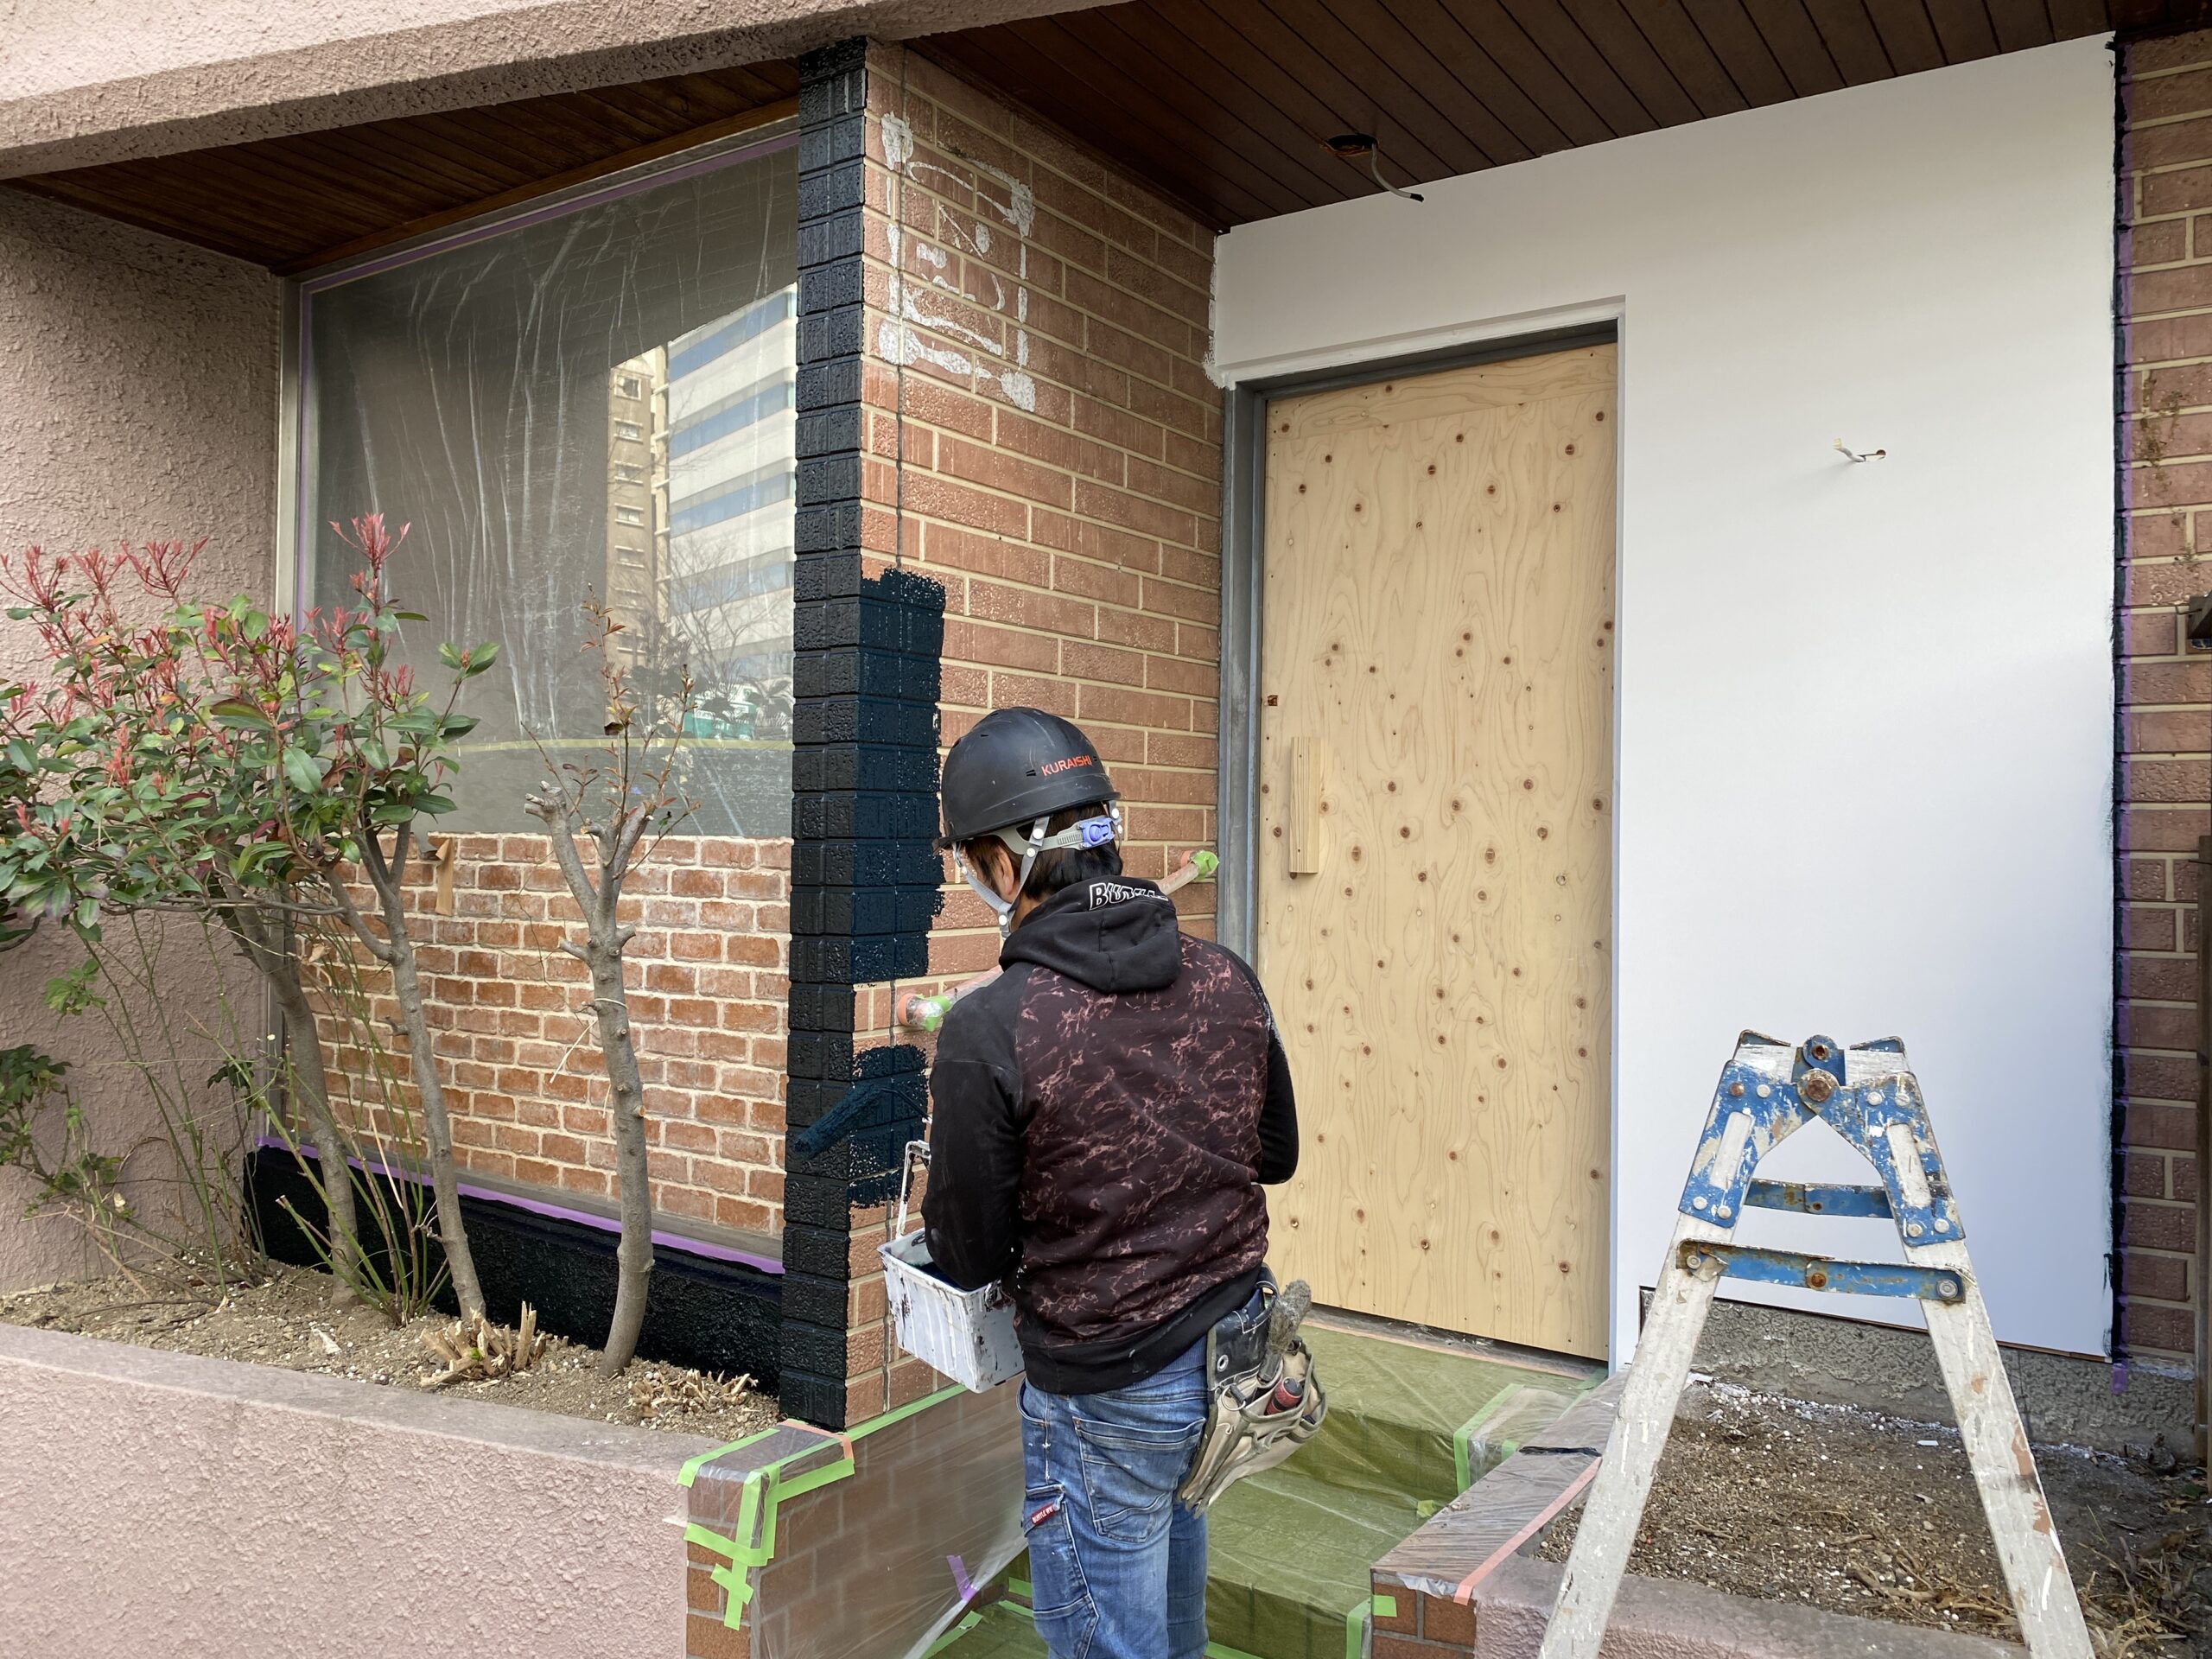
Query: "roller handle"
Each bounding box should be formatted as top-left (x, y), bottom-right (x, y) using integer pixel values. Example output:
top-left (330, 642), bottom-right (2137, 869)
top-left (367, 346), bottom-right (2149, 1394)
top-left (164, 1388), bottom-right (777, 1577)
top-left (899, 850), bottom-right (1221, 1032)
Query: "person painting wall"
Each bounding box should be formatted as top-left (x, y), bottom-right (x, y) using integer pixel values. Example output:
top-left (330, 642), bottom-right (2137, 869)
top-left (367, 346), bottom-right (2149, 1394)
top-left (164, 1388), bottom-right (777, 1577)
top-left (920, 708), bottom-right (1319, 1659)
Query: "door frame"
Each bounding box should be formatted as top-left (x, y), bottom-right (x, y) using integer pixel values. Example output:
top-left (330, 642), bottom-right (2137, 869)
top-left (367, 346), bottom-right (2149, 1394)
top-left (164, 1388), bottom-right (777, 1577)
top-left (1214, 319), bottom-right (1624, 1356)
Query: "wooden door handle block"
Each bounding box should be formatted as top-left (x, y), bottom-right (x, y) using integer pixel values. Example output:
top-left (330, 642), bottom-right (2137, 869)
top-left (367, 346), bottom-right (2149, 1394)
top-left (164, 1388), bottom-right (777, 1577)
top-left (1288, 737), bottom-right (1324, 875)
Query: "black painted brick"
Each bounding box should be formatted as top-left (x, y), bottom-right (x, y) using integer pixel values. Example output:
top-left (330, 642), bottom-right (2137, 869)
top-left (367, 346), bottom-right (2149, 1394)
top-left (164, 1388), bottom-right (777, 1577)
top-left (784, 1173), bottom-right (849, 1230)
top-left (798, 213), bottom-right (865, 270)
top-left (797, 161), bottom-right (867, 223)
top-left (797, 405), bottom-right (864, 458)
top-left (787, 984), bottom-right (858, 1034)
top-left (778, 1366), bottom-right (849, 1426)
top-left (794, 745), bottom-right (938, 794)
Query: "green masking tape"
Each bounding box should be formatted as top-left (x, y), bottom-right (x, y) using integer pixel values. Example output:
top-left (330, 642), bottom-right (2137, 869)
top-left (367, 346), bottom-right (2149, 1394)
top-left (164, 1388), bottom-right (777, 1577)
top-left (677, 1424), bottom-right (783, 1490)
top-left (684, 1435), bottom-right (858, 1627)
top-left (923, 1611), bottom-right (983, 1656)
top-left (679, 1387), bottom-right (966, 1630)
top-left (1344, 1592), bottom-right (1401, 1659)
top-left (1452, 1382), bottom-right (1524, 1491)
top-left (850, 1382), bottom-right (964, 1440)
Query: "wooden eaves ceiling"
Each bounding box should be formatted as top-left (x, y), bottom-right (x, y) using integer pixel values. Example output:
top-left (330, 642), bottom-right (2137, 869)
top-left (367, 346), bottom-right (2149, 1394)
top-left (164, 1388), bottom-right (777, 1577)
top-left (4, 62), bottom-right (799, 272)
top-left (4, 0), bottom-right (2200, 265)
top-left (923, 0), bottom-right (2171, 230)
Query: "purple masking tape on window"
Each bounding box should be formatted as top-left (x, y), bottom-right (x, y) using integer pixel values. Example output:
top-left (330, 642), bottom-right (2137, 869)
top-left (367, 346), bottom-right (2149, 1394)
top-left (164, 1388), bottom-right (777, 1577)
top-left (949, 1554), bottom-right (976, 1602)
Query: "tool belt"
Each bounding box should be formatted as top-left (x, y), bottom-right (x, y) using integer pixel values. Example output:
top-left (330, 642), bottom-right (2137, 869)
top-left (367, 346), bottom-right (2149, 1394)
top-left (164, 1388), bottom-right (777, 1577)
top-left (1176, 1272), bottom-right (1328, 1512)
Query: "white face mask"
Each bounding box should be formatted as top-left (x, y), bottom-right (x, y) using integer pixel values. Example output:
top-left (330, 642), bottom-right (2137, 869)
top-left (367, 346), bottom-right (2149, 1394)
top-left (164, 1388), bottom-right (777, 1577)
top-left (952, 805), bottom-right (1123, 938)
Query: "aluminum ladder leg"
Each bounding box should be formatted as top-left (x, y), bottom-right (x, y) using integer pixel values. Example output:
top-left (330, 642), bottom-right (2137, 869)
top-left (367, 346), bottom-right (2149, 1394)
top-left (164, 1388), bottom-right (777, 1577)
top-left (1535, 1032), bottom-right (2092, 1659)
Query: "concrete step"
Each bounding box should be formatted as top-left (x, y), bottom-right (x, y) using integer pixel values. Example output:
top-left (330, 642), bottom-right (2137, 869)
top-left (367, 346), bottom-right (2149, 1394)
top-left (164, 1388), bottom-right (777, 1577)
top-left (1205, 1459), bottom-right (1426, 1659)
top-left (1297, 1321), bottom-right (1594, 1504)
top-left (952, 1325), bottom-right (1598, 1659)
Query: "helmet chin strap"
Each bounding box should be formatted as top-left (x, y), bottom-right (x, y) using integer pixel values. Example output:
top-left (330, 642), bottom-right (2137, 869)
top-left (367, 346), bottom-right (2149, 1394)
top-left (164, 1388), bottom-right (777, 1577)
top-left (953, 805), bottom-right (1123, 939)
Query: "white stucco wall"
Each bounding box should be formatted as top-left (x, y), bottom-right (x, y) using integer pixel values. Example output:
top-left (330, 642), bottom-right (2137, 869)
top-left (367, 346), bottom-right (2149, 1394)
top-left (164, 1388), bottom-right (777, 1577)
top-left (1212, 39), bottom-right (2119, 1360)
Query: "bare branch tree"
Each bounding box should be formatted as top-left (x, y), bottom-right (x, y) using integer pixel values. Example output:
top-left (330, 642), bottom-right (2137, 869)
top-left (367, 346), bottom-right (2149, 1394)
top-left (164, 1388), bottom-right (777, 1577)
top-left (525, 598), bottom-right (694, 1376)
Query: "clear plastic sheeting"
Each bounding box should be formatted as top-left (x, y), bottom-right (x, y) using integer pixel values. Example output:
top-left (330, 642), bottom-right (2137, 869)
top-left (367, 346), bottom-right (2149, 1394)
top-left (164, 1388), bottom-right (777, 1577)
top-left (1200, 1324), bottom-right (1599, 1659)
top-left (747, 1383), bottom-right (1027, 1659)
top-left (299, 130), bottom-right (799, 834)
top-left (1454, 1383), bottom-right (1581, 1489)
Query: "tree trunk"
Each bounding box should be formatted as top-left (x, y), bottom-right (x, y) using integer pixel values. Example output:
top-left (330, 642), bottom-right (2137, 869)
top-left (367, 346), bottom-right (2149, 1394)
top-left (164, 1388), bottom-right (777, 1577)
top-left (527, 804), bottom-right (657, 1376)
top-left (269, 974), bottom-right (364, 1294)
top-left (583, 935), bottom-right (653, 1376)
top-left (216, 906), bottom-right (362, 1297)
top-left (385, 931), bottom-right (486, 1323)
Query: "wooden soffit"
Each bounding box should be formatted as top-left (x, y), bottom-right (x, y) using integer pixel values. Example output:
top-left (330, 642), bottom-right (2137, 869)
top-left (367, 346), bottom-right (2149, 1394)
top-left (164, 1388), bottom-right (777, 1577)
top-left (4, 62), bottom-right (798, 272)
top-left (924, 0), bottom-right (2187, 230)
top-left (7, 0), bottom-right (2204, 264)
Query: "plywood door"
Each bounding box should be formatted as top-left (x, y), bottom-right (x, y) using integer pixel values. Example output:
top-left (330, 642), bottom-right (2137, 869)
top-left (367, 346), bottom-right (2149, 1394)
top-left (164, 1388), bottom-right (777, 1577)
top-left (1256, 344), bottom-right (1615, 1358)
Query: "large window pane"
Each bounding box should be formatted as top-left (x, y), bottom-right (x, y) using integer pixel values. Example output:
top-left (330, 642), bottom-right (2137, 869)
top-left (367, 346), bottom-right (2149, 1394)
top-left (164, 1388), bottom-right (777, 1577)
top-left (300, 135), bottom-right (798, 835)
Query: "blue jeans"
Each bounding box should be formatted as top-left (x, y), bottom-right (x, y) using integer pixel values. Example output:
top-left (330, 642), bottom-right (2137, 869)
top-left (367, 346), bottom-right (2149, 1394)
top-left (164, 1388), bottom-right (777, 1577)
top-left (1017, 1287), bottom-right (1268, 1659)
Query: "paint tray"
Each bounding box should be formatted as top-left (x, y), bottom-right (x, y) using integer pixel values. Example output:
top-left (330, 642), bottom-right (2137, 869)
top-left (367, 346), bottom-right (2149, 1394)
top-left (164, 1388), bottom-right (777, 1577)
top-left (880, 1226), bottom-right (1023, 1391)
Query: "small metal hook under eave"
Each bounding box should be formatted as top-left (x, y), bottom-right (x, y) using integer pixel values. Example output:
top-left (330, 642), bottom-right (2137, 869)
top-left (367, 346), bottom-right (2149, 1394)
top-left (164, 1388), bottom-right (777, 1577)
top-left (1834, 438), bottom-right (1887, 463)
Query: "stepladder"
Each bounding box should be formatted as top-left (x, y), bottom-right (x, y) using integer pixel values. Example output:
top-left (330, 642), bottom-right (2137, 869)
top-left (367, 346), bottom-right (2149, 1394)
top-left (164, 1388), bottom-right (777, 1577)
top-left (1537, 1032), bottom-right (2094, 1659)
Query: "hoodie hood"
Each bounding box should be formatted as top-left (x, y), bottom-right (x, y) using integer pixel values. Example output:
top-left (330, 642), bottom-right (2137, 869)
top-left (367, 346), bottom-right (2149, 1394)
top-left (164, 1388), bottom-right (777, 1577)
top-left (999, 876), bottom-right (1183, 995)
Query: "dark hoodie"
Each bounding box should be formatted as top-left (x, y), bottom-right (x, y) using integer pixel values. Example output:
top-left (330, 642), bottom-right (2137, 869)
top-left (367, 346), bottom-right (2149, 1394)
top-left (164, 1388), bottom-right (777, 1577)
top-left (922, 877), bottom-right (1297, 1395)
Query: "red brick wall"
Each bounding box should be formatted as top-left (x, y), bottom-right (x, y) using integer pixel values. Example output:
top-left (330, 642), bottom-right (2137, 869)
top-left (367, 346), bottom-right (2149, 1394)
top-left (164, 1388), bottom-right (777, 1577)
top-left (1371, 1576), bottom-right (1480, 1656)
top-left (2120, 31), bottom-right (2212, 1368)
top-left (866, 43), bottom-right (1221, 966)
top-left (817, 42), bottom-right (1224, 1423)
top-left (321, 833), bottom-right (790, 1236)
top-left (682, 1389), bottom-right (1023, 1659)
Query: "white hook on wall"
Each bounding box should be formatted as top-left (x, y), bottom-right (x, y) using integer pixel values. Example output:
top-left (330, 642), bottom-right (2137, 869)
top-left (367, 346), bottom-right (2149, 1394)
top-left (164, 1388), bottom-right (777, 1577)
top-left (1834, 438), bottom-right (1887, 463)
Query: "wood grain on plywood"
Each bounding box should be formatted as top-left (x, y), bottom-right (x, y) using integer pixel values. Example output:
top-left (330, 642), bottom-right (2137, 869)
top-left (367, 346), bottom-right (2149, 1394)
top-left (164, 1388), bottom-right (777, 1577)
top-left (1257, 344), bottom-right (1615, 1357)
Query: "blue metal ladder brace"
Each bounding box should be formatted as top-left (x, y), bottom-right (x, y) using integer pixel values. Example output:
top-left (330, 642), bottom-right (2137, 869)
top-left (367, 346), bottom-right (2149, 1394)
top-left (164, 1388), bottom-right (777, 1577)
top-left (1536, 1033), bottom-right (2094, 1659)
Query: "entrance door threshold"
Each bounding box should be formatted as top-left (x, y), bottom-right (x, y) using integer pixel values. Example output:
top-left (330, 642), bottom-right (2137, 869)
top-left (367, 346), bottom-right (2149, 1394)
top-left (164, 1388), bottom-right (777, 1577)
top-left (1306, 1302), bottom-right (1605, 1383)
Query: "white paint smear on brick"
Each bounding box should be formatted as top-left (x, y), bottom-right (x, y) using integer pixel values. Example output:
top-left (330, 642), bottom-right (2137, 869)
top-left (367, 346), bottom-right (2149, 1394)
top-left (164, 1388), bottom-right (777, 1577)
top-left (1212, 39), bottom-right (2118, 1360)
top-left (879, 110), bottom-right (1037, 413)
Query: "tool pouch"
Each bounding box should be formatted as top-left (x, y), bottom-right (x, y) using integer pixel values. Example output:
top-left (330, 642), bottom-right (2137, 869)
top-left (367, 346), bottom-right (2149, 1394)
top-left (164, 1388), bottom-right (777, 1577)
top-left (1176, 1271), bottom-right (1328, 1512)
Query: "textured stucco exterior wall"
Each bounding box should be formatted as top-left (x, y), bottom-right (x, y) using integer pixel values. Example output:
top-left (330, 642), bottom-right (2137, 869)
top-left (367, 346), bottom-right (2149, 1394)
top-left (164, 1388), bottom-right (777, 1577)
top-left (0, 1323), bottom-right (704, 1658)
top-left (0, 0), bottom-right (1086, 176)
top-left (0, 189), bottom-right (281, 1288)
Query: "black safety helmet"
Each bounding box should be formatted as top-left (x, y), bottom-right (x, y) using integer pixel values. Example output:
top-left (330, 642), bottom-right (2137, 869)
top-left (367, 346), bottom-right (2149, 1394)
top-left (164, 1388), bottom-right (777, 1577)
top-left (939, 708), bottom-right (1118, 846)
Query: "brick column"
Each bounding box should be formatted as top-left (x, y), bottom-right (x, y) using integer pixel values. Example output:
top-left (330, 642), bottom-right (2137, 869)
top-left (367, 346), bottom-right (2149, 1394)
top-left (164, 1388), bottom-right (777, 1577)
top-left (780, 38), bottom-right (944, 1427)
top-left (2120, 31), bottom-right (2212, 1370)
top-left (772, 36), bottom-right (1225, 1427)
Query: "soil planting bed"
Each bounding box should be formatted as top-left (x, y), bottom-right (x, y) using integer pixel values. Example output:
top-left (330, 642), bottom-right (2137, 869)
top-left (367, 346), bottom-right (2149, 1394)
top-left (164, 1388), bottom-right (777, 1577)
top-left (1538, 1380), bottom-right (2211, 1655)
top-left (0, 1266), bottom-right (776, 1441)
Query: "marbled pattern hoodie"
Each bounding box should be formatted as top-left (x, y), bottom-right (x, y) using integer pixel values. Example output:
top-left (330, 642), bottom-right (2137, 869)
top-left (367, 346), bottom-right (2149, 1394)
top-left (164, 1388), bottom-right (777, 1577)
top-left (923, 876), bottom-right (1298, 1395)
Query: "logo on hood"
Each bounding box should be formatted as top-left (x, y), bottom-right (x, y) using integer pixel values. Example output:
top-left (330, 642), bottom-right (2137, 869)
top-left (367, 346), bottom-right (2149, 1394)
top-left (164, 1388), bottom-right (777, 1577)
top-left (1085, 880), bottom-right (1167, 910)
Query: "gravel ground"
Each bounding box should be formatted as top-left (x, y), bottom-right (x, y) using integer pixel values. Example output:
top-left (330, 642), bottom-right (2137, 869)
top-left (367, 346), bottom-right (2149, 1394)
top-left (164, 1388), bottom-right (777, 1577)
top-left (1538, 1380), bottom-right (2212, 1656)
top-left (0, 1265), bottom-right (777, 1443)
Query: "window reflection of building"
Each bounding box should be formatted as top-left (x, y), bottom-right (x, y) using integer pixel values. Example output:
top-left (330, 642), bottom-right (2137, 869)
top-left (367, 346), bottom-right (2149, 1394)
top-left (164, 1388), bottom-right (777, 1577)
top-left (303, 137), bottom-right (797, 834)
top-left (659, 287), bottom-right (797, 744)
top-left (605, 350), bottom-right (665, 680)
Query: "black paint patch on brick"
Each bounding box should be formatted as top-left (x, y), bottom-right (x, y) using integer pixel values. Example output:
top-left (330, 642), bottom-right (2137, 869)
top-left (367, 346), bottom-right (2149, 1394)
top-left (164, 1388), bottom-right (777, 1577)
top-left (247, 1147), bottom-right (780, 1385)
top-left (779, 1366), bottom-right (849, 1425)
top-left (782, 40), bottom-right (947, 1430)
